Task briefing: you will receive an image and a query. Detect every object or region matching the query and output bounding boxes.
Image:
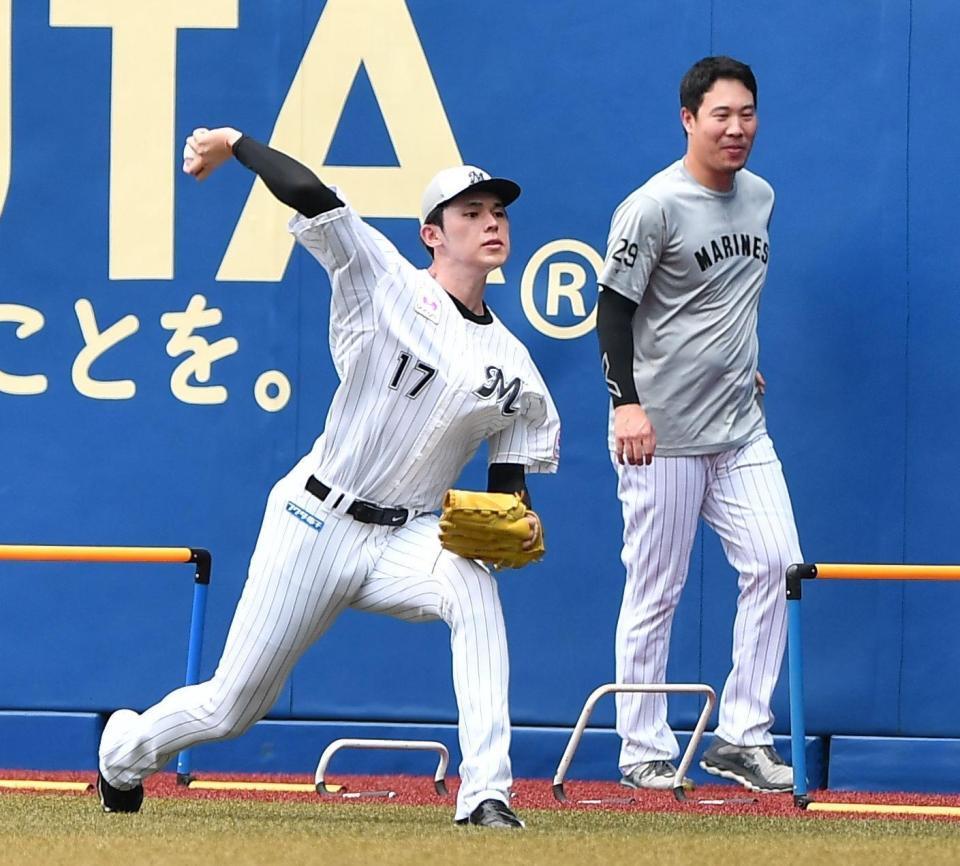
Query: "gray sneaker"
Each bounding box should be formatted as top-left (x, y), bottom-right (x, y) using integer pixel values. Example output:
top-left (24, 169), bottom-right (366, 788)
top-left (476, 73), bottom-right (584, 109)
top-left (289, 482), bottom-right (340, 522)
top-left (699, 737), bottom-right (793, 793)
top-left (620, 760), bottom-right (694, 791)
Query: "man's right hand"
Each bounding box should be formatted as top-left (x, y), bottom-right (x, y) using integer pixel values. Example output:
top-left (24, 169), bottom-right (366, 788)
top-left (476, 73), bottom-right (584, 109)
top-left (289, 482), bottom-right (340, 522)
top-left (614, 403), bottom-right (656, 466)
top-left (183, 127), bottom-right (243, 181)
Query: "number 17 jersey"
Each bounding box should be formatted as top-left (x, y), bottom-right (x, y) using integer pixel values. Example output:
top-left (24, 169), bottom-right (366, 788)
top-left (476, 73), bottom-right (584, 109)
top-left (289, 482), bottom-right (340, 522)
top-left (287, 199), bottom-right (561, 514)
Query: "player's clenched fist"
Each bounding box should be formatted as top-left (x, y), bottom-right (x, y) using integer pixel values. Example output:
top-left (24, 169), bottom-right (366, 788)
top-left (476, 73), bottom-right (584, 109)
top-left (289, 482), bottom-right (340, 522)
top-left (614, 403), bottom-right (656, 466)
top-left (182, 126), bottom-right (243, 181)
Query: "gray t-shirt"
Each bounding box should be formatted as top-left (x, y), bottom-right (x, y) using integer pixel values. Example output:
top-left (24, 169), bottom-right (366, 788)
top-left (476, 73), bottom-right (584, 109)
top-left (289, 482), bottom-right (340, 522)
top-left (598, 159), bottom-right (773, 456)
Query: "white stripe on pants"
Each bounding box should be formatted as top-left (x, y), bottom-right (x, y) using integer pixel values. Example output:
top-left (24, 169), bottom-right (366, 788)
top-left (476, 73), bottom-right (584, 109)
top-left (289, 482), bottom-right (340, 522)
top-left (352, 514), bottom-right (512, 821)
top-left (100, 482), bottom-right (513, 821)
top-left (613, 433), bottom-right (802, 771)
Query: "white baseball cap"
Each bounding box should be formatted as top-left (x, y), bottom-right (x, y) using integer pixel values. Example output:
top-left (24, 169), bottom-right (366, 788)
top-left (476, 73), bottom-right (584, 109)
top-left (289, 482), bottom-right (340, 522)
top-left (420, 165), bottom-right (521, 223)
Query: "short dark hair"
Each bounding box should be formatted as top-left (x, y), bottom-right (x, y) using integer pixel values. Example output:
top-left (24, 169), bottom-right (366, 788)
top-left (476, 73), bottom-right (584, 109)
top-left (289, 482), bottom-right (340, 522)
top-left (680, 56), bottom-right (757, 116)
top-left (421, 204), bottom-right (445, 259)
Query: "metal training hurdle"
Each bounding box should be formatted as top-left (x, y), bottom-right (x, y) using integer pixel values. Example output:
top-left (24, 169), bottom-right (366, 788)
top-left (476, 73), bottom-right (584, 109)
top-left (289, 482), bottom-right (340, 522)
top-left (552, 682), bottom-right (717, 804)
top-left (787, 561), bottom-right (960, 817)
top-left (314, 738), bottom-right (450, 799)
top-left (0, 543), bottom-right (211, 789)
top-left (188, 738), bottom-right (450, 798)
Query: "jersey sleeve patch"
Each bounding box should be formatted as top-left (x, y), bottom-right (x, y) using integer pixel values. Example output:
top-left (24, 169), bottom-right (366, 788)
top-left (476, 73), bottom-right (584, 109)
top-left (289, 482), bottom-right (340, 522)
top-left (597, 192), bottom-right (665, 305)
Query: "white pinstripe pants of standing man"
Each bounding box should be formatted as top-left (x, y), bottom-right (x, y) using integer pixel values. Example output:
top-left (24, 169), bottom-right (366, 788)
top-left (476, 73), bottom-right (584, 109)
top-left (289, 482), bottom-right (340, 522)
top-left (612, 433), bottom-right (802, 772)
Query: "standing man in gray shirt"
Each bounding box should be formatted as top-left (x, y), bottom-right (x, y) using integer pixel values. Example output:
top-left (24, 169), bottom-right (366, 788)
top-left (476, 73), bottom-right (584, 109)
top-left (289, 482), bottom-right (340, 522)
top-left (596, 56), bottom-right (803, 794)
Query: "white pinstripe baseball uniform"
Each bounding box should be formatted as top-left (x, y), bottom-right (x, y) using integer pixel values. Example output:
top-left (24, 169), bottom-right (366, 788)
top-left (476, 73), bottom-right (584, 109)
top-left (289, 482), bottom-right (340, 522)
top-left (99, 191), bottom-right (561, 821)
top-left (598, 160), bottom-right (802, 771)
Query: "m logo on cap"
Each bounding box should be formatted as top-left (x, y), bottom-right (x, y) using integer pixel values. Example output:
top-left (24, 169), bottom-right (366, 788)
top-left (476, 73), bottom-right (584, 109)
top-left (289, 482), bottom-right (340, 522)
top-left (468, 170), bottom-right (487, 184)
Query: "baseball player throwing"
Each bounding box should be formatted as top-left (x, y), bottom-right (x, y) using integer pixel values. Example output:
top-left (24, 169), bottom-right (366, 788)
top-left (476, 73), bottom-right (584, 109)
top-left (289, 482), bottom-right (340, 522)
top-left (596, 56), bottom-right (802, 793)
top-left (97, 127), bottom-right (560, 829)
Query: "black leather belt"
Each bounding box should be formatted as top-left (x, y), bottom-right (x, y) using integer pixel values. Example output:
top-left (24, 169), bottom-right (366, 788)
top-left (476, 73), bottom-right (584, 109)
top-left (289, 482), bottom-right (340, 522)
top-left (305, 476), bottom-right (409, 527)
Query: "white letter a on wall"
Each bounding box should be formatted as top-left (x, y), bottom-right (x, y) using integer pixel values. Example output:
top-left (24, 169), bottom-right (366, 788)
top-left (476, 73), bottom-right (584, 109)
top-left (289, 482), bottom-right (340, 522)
top-left (218, 0), bottom-right (463, 282)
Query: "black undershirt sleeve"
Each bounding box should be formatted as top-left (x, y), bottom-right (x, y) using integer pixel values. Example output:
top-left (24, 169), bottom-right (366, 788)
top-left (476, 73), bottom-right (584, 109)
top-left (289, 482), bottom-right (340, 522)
top-left (487, 463), bottom-right (531, 507)
top-left (596, 285), bottom-right (641, 407)
top-left (232, 135), bottom-right (344, 218)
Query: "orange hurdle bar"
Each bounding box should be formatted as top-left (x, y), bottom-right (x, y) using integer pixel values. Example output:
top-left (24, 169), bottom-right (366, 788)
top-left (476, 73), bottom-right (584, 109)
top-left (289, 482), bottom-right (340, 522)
top-left (0, 542), bottom-right (211, 782)
top-left (0, 544), bottom-right (194, 564)
top-left (804, 563), bottom-right (960, 581)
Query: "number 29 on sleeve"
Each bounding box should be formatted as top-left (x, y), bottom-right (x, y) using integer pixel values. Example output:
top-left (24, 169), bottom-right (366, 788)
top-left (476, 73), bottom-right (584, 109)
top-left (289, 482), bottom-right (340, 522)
top-left (612, 238), bottom-right (638, 267)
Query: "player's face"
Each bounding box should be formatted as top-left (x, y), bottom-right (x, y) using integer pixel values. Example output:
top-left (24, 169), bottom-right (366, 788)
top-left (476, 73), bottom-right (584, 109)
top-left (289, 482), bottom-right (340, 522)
top-left (682, 78), bottom-right (757, 188)
top-left (432, 192), bottom-right (510, 271)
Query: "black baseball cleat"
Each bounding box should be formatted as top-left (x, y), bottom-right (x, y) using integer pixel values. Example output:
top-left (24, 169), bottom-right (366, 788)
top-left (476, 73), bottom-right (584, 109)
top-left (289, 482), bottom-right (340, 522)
top-left (96, 772), bottom-right (144, 813)
top-left (455, 798), bottom-right (525, 828)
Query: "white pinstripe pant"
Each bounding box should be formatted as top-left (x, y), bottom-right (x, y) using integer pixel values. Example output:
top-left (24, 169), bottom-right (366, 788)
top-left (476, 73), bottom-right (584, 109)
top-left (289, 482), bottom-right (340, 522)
top-left (613, 433), bottom-right (802, 771)
top-left (99, 474), bottom-right (512, 821)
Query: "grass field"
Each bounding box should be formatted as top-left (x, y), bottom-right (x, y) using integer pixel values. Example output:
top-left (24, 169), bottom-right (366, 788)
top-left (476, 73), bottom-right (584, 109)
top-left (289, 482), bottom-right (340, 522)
top-left (3, 793), bottom-right (960, 866)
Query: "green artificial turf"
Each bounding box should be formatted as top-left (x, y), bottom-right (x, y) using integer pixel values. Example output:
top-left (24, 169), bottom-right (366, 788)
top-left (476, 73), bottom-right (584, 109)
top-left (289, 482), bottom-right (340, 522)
top-left (2, 794), bottom-right (960, 866)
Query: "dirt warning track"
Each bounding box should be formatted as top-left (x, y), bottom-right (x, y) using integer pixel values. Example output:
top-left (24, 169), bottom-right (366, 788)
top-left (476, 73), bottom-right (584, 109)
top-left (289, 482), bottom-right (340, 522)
top-left (3, 770), bottom-right (960, 822)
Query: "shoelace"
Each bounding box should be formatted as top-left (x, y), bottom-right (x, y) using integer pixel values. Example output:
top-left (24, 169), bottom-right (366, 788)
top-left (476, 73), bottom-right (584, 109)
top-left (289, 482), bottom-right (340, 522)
top-left (758, 746), bottom-right (787, 766)
top-left (750, 746), bottom-right (792, 783)
top-left (734, 746), bottom-right (786, 777)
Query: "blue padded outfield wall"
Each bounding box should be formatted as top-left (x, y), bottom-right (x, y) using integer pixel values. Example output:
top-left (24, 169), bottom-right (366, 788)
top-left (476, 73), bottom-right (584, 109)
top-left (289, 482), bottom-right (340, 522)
top-left (1, 1), bottom-right (958, 790)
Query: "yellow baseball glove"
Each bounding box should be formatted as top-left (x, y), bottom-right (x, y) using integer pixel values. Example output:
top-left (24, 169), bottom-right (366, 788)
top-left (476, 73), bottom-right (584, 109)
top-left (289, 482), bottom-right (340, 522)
top-left (438, 490), bottom-right (545, 569)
